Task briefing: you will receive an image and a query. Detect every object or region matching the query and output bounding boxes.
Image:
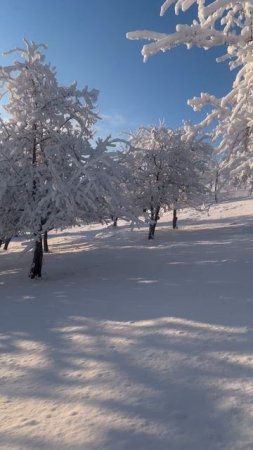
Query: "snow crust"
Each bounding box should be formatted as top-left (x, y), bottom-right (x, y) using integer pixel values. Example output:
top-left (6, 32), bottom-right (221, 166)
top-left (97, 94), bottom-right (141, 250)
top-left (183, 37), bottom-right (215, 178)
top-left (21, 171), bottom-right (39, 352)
top-left (1, 197), bottom-right (253, 449)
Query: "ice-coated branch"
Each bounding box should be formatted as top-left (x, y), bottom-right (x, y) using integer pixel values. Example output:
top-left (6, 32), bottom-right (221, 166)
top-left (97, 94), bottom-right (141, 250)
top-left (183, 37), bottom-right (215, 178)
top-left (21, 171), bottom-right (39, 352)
top-left (127, 1), bottom-right (253, 62)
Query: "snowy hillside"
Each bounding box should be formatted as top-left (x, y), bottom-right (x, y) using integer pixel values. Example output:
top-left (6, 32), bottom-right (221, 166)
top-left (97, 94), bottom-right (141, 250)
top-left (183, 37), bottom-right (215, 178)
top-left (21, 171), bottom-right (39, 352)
top-left (1, 197), bottom-right (253, 450)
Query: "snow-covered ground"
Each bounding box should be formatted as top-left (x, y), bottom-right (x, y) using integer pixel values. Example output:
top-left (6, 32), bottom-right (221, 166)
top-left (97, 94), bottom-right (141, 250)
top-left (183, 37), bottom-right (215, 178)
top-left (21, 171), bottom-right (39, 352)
top-left (1, 197), bottom-right (253, 450)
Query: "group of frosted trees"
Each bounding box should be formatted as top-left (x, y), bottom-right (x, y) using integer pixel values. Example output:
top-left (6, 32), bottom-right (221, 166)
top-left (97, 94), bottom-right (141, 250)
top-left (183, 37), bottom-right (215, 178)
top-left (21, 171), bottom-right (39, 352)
top-left (0, 39), bottom-right (214, 278)
top-left (1, 1), bottom-right (250, 278)
top-left (128, 0), bottom-right (253, 192)
top-left (125, 125), bottom-right (212, 239)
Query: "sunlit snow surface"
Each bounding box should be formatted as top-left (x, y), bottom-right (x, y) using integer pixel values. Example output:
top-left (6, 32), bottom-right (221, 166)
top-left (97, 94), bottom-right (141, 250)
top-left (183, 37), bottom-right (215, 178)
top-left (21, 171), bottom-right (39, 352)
top-left (1, 197), bottom-right (253, 449)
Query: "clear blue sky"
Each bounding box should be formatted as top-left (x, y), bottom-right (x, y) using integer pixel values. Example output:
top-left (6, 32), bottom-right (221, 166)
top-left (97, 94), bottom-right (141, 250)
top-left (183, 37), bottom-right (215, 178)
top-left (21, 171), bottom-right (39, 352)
top-left (0, 0), bottom-right (235, 138)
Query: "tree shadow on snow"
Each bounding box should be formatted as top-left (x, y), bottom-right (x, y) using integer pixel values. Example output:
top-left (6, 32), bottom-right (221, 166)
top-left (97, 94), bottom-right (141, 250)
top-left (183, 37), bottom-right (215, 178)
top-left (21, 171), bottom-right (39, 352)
top-left (1, 219), bottom-right (253, 449)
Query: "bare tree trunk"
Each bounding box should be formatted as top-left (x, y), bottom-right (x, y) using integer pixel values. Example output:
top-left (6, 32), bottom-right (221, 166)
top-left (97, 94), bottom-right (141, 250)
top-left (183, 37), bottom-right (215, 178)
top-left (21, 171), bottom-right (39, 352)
top-left (172, 209), bottom-right (178, 229)
top-left (148, 205), bottom-right (160, 239)
top-left (29, 120), bottom-right (44, 278)
top-left (43, 231), bottom-right (49, 253)
top-left (112, 217), bottom-right (118, 227)
top-left (148, 204), bottom-right (155, 239)
top-left (3, 237), bottom-right (12, 250)
top-left (29, 236), bottom-right (43, 279)
top-left (214, 170), bottom-right (219, 203)
top-left (148, 223), bottom-right (155, 239)
top-left (0, 237), bottom-right (12, 249)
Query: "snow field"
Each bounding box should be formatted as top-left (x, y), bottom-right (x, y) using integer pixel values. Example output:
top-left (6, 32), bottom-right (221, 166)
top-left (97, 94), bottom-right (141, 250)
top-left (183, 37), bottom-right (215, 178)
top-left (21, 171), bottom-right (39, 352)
top-left (1, 198), bottom-right (253, 449)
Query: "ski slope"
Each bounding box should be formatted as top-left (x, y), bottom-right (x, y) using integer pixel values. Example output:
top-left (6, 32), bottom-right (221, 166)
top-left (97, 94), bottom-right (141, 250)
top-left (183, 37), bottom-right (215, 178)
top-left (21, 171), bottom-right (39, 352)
top-left (1, 197), bottom-right (253, 450)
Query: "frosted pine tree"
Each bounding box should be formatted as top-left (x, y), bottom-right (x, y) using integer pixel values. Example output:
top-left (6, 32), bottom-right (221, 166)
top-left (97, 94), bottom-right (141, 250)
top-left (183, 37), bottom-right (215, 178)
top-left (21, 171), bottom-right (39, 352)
top-left (127, 1), bottom-right (253, 191)
top-left (0, 40), bottom-right (127, 278)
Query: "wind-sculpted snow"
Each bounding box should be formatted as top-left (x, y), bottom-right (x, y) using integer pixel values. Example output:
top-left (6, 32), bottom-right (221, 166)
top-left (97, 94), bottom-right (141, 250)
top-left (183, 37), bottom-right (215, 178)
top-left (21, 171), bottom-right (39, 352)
top-left (1, 198), bottom-right (253, 449)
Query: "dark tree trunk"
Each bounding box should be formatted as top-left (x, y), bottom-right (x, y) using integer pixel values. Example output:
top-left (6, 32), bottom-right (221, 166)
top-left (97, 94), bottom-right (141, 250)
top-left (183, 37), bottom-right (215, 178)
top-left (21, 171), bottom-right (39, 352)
top-left (43, 231), bottom-right (49, 253)
top-left (0, 237), bottom-right (12, 249)
top-left (29, 120), bottom-right (44, 279)
top-left (214, 170), bottom-right (219, 203)
top-left (148, 223), bottom-right (155, 239)
top-left (148, 206), bottom-right (160, 239)
top-left (172, 209), bottom-right (178, 229)
top-left (29, 237), bottom-right (43, 279)
top-left (112, 217), bottom-right (118, 227)
top-left (3, 237), bottom-right (12, 250)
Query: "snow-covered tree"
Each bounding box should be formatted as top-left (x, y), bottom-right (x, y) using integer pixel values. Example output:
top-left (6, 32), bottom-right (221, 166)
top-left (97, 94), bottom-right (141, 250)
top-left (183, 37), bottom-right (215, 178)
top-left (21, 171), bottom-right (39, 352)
top-left (0, 40), bottom-right (129, 278)
top-left (93, 142), bottom-right (136, 226)
top-left (189, 57), bottom-right (253, 192)
top-left (127, 1), bottom-right (253, 191)
top-left (127, 1), bottom-right (253, 63)
top-left (125, 124), bottom-right (211, 239)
